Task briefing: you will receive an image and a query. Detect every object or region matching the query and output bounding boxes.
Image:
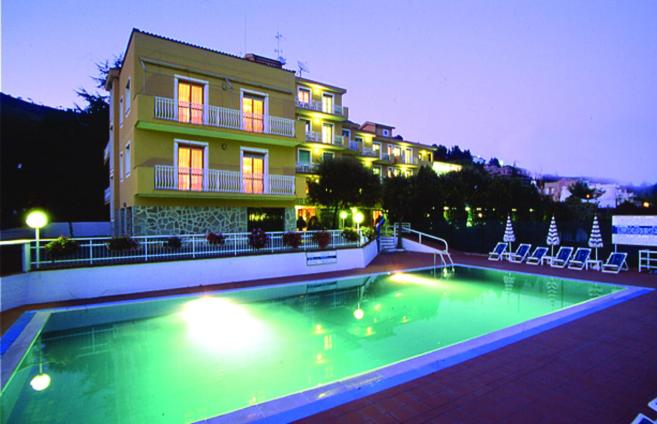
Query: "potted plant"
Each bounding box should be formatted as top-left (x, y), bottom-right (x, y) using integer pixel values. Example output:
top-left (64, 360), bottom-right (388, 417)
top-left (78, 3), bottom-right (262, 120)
top-left (45, 236), bottom-right (79, 259)
top-left (206, 231), bottom-right (226, 245)
top-left (248, 228), bottom-right (269, 250)
top-left (164, 236), bottom-right (182, 249)
top-left (361, 227), bottom-right (377, 242)
top-left (312, 230), bottom-right (331, 249)
top-left (107, 237), bottom-right (139, 251)
top-left (282, 231), bottom-right (302, 249)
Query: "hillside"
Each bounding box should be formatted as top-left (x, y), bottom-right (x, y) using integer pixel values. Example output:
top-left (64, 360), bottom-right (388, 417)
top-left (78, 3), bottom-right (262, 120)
top-left (0, 93), bottom-right (108, 229)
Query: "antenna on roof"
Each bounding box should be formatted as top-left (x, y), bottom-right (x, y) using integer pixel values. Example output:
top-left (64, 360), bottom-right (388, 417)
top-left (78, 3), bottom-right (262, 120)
top-left (297, 61), bottom-right (310, 78)
top-left (274, 31), bottom-right (286, 65)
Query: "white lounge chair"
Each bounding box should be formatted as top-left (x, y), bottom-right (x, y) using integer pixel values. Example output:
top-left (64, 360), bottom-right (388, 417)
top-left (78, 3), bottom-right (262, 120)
top-left (550, 246), bottom-right (574, 268)
top-left (488, 242), bottom-right (508, 261)
top-left (567, 248), bottom-right (592, 270)
top-left (601, 252), bottom-right (628, 274)
top-left (508, 243), bottom-right (532, 263)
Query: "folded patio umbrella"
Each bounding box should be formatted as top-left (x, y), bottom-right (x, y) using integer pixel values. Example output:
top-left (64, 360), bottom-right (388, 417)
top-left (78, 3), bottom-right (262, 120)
top-left (503, 214), bottom-right (516, 251)
top-left (588, 215), bottom-right (604, 261)
top-left (546, 215), bottom-right (560, 256)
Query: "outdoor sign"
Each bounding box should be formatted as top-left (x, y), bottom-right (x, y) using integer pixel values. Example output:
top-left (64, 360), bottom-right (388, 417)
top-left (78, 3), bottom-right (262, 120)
top-left (306, 250), bottom-right (338, 266)
top-left (611, 215), bottom-right (657, 247)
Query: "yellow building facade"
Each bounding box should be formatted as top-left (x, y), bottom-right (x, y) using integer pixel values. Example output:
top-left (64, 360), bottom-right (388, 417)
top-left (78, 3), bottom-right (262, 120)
top-left (106, 30), bottom-right (434, 235)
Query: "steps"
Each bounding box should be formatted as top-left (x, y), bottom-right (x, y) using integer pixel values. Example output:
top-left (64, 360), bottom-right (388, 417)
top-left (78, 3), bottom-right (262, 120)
top-left (379, 236), bottom-right (403, 252)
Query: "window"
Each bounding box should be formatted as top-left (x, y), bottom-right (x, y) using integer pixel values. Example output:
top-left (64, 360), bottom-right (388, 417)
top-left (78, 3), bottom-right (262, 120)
top-left (382, 128), bottom-right (390, 137)
top-left (372, 166), bottom-right (381, 177)
top-left (125, 79), bottom-right (131, 115)
top-left (178, 80), bottom-right (204, 124)
top-left (177, 144), bottom-right (204, 191)
top-left (119, 151), bottom-right (124, 181)
top-left (404, 148), bottom-right (412, 164)
top-left (124, 143), bottom-right (131, 177)
top-left (354, 136), bottom-right (363, 144)
top-left (322, 93), bottom-right (334, 114)
top-left (119, 97), bottom-right (124, 126)
top-left (242, 93), bottom-right (265, 133)
top-left (387, 167), bottom-right (401, 178)
top-left (373, 142), bottom-right (381, 157)
top-left (297, 87), bottom-right (311, 104)
top-left (298, 149), bottom-right (311, 165)
top-left (301, 119), bottom-right (311, 134)
top-left (342, 129), bottom-right (351, 142)
top-left (322, 123), bottom-right (334, 144)
top-left (242, 152), bottom-right (265, 193)
top-left (322, 151), bottom-right (335, 161)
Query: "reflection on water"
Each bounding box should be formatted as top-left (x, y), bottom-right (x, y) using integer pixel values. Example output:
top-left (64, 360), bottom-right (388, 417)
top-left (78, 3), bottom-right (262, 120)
top-left (2, 267), bottom-right (621, 424)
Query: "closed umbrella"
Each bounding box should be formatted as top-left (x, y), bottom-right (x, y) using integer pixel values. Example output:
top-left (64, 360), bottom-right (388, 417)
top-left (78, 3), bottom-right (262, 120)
top-left (588, 215), bottom-right (604, 261)
top-left (503, 214), bottom-right (516, 252)
top-left (546, 215), bottom-right (560, 257)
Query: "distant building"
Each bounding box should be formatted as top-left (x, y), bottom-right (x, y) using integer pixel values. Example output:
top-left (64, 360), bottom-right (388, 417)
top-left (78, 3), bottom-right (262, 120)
top-left (432, 161), bottom-right (462, 176)
top-left (541, 178), bottom-right (634, 207)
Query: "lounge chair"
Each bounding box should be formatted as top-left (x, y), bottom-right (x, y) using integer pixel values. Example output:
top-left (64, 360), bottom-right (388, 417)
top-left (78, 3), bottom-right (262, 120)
top-left (567, 248), bottom-right (591, 270)
top-left (550, 246), bottom-right (574, 268)
top-left (602, 252), bottom-right (628, 274)
top-left (508, 243), bottom-right (532, 263)
top-left (526, 246), bottom-right (549, 265)
top-left (488, 242), bottom-right (508, 261)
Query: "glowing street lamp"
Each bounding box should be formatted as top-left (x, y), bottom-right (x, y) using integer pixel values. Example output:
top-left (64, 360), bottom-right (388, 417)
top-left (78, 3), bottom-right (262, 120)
top-left (339, 210), bottom-right (349, 228)
top-left (353, 211), bottom-right (364, 230)
top-left (26, 209), bottom-right (48, 269)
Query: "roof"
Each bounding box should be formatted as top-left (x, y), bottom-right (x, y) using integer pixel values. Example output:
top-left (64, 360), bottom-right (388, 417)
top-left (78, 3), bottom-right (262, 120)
top-left (121, 29), bottom-right (297, 74)
top-left (296, 77), bottom-right (347, 94)
top-left (362, 121), bottom-right (395, 130)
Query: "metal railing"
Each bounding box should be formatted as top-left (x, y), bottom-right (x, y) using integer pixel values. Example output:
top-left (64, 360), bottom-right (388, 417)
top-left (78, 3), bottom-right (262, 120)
top-left (305, 131), bottom-right (321, 142)
top-left (639, 249), bottom-right (657, 272)
top-left (305, 132), bottom-right (344, 146)
top-left (24, 230), bottom-right (363, 271)
top-left (296, 163), bottom-right (318, 173)
top-left (393, 223), bottom-right (454, 268)
top-left (362, 148), bottom-right (379, 158)
top-left (295, 100), bottom-right (346, 117)
top-left (348, 141), bottom-right (361, 152)
top-left (154, 165), bottom-right (295, 195)
top-left (154, 97), bottom-right (296, 137)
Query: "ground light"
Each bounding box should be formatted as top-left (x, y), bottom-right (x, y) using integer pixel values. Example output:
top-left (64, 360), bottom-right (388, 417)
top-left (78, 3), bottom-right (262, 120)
top-left (353, 307), bottom-right (365, 320)
top-left (389, 272), bottom-right (447, 289)
top-left (25, 209), bottom-right (49, 269)
top-left (30, 373), bottom-right (51, 391)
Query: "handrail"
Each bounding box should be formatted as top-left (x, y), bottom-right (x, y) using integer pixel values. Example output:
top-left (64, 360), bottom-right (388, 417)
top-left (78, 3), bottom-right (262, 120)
top-left (404, 228), bottom-right (449, 253)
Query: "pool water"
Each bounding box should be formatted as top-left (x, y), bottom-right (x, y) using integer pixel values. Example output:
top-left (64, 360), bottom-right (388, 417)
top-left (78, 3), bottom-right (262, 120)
top-left (1, 267), bottom-right (621, 423)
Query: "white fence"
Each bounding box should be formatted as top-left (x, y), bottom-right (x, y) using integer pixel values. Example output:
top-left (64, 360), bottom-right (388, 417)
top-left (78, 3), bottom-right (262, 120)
top-left (154, 96), bottom-right (296, 137)
top-left (295, 100), bottom-right (346, 117)
top-left (25, 230), bottom-right (363, 271)
top-left (154, 165), bottom-right (295, 195)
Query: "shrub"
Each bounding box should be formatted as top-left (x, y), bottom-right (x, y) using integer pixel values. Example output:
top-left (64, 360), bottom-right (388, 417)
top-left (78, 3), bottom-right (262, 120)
top-left (164, 236), bottom-right (182, 249)
top-left (45, 236), bottom-right (79, 258)
top-left (341, 228), bottom-right (359, 242)
top-left (312, 230), bottom-right (331, 249)
top-left (206, 232), bottom-right (226, 245)
top-left (282, 231), bottom-right (302, 249)
top-left (107, 237), bottom-right (139, 251)
top-left (361, 227), bottom-right (377, 242)
top-left (248, 228), bottom-right (269, 249)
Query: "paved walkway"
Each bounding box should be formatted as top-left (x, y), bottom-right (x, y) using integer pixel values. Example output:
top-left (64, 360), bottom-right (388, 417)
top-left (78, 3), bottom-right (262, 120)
top-left (2, 250), bottom-right (657, 423)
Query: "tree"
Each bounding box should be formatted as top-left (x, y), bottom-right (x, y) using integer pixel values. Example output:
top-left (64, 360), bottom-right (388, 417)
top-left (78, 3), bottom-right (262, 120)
top-left (488, 157), bottom-right (501, 167)
top-left (74, 55), bottom-right (123, 114)
top-left (433, 144), bottom-right (449, 161)
top-left (568, 180), bottom-right (604, 203)
top-left (409, 166), bottom-right (442, 231)
top-left (382, 175), bottom-right (413, 247)
top-left (307, 157), bottom-right (381, 228)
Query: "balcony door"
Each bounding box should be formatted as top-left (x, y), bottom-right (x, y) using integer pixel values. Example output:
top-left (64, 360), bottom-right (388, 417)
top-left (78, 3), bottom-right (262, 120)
top-left (242, 152), bottom-right (265, 193)
top-left (177, 144), bottom-right (204, 191)
top-left (178, 81), bottom-right (204, 124)
top-left (242, 94), bottom-right (265, 133)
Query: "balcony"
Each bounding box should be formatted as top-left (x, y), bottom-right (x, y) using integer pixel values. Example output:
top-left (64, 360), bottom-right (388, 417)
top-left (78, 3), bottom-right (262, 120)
top-left (304, 132), bottom-right (345, 146)
top-left (348, 141), bottom-right (361, 152)
top-left (295, 163), bottom-right (318, 173)
top-left (295, 100), bottom-right (347, 117)
top-left (154, 165), bottom-right (295, 196)
top-left (362, 148), bottom-right (380, 158)
top-left (154, 97), bottom-right (296, 138)
top-left (104, 187), bottom-right (111, 204)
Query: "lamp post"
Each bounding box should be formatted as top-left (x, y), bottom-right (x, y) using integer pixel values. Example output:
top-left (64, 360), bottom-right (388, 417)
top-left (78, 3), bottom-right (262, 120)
top-left (353, 211), bottom-right (364, 230)
top-left (26, 210), bottom-right (48, 269)
top-left (339, 210), bottom-right (348, 228)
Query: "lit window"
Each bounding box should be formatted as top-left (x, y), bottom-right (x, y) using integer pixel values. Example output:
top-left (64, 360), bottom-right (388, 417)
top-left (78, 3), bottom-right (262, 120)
top-left (297, 87), bottom-right (311, 104)
top-left (178, 80), bottom-right (204, 124)
top-left (322, 93), bottom-right (334, 114)
top-left (242, 152), bottom-right (265, 193)
top-left (177, 144), bottom-right (204, 191)
top-left (125, 79), bottom-right (131, 115)
top-left (373, 142), bottom-right (381, 154)
top-left (322, 123), bottom-right (334, 144)
top-left (322, 151), bottom-right (335, 161)
top-left (125, 143), bottom-right (131, 177)
top-left (242, 93), bottom-right (265, 133)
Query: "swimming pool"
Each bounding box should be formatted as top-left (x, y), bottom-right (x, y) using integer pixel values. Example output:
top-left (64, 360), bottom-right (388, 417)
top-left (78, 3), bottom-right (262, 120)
top-left (0, 265), bottom-right (647, 423)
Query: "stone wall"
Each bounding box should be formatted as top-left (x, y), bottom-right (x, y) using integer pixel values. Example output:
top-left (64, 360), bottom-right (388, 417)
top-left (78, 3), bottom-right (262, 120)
top-left (132, 206), bottom-right (247, 235)
top-left (284, 207), bottom-right (296, 231)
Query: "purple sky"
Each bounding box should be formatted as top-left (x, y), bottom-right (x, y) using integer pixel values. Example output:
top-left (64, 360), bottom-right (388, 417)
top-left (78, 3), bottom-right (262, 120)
top-left (3, 0), bottom-right (656, 184)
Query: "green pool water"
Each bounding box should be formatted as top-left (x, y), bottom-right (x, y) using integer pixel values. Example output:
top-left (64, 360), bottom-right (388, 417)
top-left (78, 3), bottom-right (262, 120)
top-left (1, 267), bottom-right (621, 423)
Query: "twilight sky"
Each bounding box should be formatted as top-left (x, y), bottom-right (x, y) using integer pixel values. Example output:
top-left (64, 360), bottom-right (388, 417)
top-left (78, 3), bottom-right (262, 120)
top-left (2, 0), bottom-right (656, 184)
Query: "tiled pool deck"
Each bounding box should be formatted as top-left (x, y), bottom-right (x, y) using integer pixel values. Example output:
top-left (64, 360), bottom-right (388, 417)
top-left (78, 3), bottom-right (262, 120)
top-left (2, 251), bottom-right (657, 423)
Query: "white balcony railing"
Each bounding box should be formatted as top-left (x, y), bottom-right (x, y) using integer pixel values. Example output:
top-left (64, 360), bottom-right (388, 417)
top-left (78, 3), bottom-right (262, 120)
top-left (305, 131), bottom-right (321, 142)
top-left (154, 165), bottom-right (295, 196)
top-left (348, 141), bottom-right (361, 151)
top-left (362, 148), bottom-right (380, 158)
top-left (154, 97), bottom-right (295, 137)
top-left (296, 163), bottom-right (318, 173)
top-left (295, 99), bottom-right (346, 117)
top-left (333, 135), bottom-right (345, 146)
